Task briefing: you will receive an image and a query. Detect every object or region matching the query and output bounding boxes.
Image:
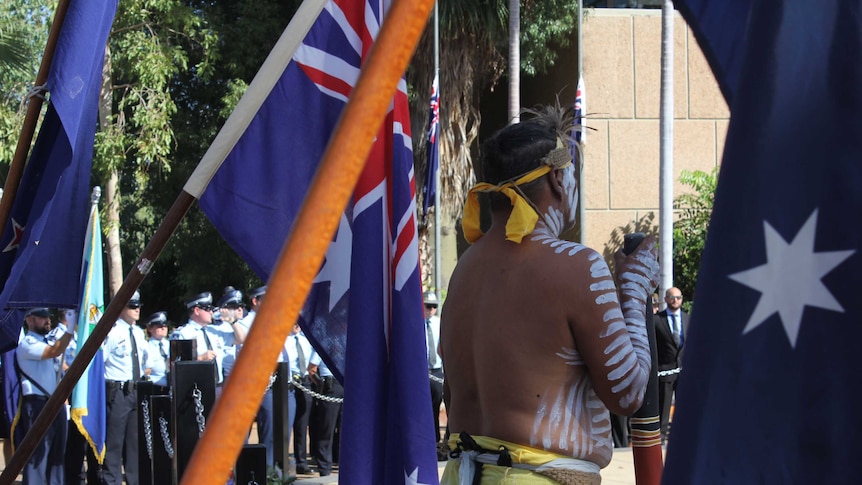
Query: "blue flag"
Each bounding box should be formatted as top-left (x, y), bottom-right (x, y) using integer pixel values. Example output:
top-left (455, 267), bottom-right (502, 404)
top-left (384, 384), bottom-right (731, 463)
top-left (70, 198), bottom-right (106, 463)
top-left (422, 73), bottom-right (439, 217)
top-left (664, 2), bottom-right (862, 483)
top-left (0, 0), bottom-right (119, 351)
top-left (199, 1), bottom-right (439, 483)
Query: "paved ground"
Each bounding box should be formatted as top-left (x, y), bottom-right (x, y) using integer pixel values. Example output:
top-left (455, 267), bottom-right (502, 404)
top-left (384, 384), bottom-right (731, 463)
top-left (295, 447), bottom-right (642, 484)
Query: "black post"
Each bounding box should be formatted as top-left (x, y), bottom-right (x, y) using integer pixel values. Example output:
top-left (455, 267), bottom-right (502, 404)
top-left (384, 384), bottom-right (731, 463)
top-left (171, 360), bottom-right (217, 483)
top-left (150, 395), bottom-right (174, 485)
top-left (272, 362), bottom-right (294, 477)
top-left (236, 445), bottom-right (267, 485)
top-left (137, 381), bottom-right (168, 485)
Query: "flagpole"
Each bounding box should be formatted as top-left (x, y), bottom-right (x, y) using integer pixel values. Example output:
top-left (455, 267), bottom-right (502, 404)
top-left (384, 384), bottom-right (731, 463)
top-left (0, 1), bottom-right (332, 480)
top-left (433, 0), bottom-right (442, 301)
top-left (577, 0), bottom-right (586, 244)
top-left (181, 0), bottom-right (436, 482)
top-left (0, 0), bottom-right (72, 245)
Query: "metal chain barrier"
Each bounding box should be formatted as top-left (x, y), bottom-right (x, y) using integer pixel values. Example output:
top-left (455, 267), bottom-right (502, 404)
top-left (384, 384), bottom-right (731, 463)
top-left (264, 372), bottom-right (277, 393)
top-left (291, 376), bottom-right (343, 403)
top-left (657, 367), bottom-right (681, 377)
top-left (141, 399), bottom-right (153, 460)
top-left (159, 415), bottom-right (174, 458)
top-left (193, 383), bottom-right (206, 437)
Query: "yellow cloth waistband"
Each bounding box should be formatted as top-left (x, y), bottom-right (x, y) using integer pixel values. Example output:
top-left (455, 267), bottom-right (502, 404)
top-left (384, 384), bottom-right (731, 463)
top-left (462, 162), bottom-right (571, 244)
top-left (447, 433), bottom-right (570, 466)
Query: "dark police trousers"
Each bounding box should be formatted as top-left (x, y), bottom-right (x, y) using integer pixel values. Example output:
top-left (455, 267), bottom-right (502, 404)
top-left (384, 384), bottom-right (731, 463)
top-left (21, 395), bottom-right (66, 485)
top-left (104, 381), bottom-right (138, 485)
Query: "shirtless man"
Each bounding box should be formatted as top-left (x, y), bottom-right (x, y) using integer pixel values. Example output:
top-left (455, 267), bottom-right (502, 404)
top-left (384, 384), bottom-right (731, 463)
top-left (441, 107), bottom-right (659, 484)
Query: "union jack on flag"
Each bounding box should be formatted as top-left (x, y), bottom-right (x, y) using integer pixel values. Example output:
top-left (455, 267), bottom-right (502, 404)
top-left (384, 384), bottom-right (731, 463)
top-left (422, 73), bottom-right (439, 217)
top-left (199, 0), bottom-right (439, 483)
top-left (574, 75), bottom-right (586, 145)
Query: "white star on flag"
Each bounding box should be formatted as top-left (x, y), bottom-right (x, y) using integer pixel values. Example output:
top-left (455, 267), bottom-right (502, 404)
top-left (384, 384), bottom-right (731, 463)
top-left (313, 213), bottom-right (352, 312)
top-left (728, 209), bottom-right (854, 348)
top-left (404, 467), bottom-right (432, 485)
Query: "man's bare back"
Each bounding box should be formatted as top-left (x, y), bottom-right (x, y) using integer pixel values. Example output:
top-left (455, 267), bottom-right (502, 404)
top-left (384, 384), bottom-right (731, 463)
top-left (440, 107), bottom-right (658, 480)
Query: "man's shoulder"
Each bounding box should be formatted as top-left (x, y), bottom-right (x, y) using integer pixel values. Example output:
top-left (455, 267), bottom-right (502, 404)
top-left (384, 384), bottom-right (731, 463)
top-left (172, 323), bottom-right (195, 337)
top-left (20, 334), bottom-right (42, 347)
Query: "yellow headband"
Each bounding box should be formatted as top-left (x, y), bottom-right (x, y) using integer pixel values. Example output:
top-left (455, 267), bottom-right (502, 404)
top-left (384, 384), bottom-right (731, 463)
top-left (462, 160), bottom-right (572, 244)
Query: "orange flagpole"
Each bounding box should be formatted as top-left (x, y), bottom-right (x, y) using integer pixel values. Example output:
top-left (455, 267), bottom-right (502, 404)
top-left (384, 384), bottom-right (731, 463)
top-left (179, 0), bottom-right (435, 483)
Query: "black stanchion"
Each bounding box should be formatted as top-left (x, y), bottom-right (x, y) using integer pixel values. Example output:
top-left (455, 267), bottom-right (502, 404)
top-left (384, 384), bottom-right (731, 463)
top-left (171, 360), bottom-right (217, 483)
top-left (151, 395), bottom-right (174, 485)
top-left (137, 381), bottom-right (168, 485)
top-left (170, 339), bottom-right (196, 363)
top-left (272, 362), bottom-right (294, 478)
top-left (237, 444), bottom-right (267, 485)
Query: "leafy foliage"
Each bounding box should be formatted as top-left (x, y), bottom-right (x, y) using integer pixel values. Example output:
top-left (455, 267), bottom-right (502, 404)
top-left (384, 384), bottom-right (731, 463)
top-left (672, 167), bottom-right (719, 309)
top-left (0, 0), bottom-right (53, 169)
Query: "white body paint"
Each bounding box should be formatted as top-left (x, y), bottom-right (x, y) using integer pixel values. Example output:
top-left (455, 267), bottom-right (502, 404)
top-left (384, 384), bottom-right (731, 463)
top-left (526, 161), bottom-right (658, 466)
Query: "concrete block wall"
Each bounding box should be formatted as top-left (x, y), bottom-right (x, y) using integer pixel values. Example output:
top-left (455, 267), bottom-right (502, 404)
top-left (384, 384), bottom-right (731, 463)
top-left (580, 8), bottom-right (728, 253)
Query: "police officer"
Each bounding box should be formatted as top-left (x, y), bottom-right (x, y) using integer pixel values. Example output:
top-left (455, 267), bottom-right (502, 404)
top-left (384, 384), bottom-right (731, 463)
top-left (212, 286), bottom-right (247, 381)
top-left (235, 286), bottom-right (280, 466)
top-left (145, 312), bottom-right (170, 390)
top-left (308, 349), bottom-right (342, 477)
top-left (424, 291), bottom-right (444, 449)
top-left (172, 292), bottom-right (245, 396)
top-left (17, 308), bottom-right (75, 484)
top-left (103, 290), bottom-right (148, 485)
top-left (292, 325), bottom-right (314, 475)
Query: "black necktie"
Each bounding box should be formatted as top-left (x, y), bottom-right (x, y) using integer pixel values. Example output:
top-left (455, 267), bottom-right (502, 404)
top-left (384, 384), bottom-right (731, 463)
top-left (159, 341), bottom-right (167, 360)
top-left (296, 337), bottom-right (307, 376)
top-left (130, 326), bottom-right (141, 382)
top-left (426, 319), bottom-right (438, 369)
top-left (201, 327), bottom-right (213, 351)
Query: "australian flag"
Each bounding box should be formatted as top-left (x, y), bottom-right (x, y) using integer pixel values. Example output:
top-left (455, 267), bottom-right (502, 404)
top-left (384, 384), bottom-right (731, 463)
top-left (0, 0), bottom-right (118, 351)
top-left (422, 72), bottom-right (439, 218)
top-left (664, 2), bottom-right (862, 483)
top-left (199, 1), bottom-right (439, 483)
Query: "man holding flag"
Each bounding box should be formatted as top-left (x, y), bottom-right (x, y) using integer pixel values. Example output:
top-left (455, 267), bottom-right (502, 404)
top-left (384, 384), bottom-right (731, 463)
top-left (16, 308), bottom-right (77, 484)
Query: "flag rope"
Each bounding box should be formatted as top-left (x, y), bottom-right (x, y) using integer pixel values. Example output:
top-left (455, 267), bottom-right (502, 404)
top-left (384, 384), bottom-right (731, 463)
top-left (179, 0), bottom-right (436, 482)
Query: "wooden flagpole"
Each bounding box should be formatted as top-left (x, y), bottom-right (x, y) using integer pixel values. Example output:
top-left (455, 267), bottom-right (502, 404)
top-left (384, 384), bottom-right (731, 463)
top-left (180, 0), bottom-right (435, 482)
top-left (0, 0), bottom-right (72, 239)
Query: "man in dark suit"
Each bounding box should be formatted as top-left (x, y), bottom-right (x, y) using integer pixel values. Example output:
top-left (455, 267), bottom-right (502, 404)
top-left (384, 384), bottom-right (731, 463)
top-left (654, 287), bottom-right (690, 443)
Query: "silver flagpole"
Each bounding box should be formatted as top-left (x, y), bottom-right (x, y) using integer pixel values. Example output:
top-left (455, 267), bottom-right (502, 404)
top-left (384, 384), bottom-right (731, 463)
top-left (433, 0), bottom-right (442, 301)
top-left (577, 0), bottom-right (586, 244)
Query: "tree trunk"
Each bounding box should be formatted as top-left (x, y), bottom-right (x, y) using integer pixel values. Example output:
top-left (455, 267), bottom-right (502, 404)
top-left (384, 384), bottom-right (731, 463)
top-left (98, 46), bottom-right (123, 299)
top-left (508, 0), bottom-right (520, 124)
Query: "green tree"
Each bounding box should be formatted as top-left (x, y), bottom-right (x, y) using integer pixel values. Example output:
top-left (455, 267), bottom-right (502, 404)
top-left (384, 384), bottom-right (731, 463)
top-left (0, 0), bottom-right (53, 169)
top-left (408, 0), bottom-right (580, 288)
top-left (409, 0), bottom-right (581, 220)
top-left (672, 167), bottom-right (718, 310)
top-left (96, 0), bottom-right (218, 297)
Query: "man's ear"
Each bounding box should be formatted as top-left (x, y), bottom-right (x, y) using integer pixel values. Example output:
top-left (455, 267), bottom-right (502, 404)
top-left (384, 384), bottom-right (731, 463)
top-left (548, 168), bottom-right (565, 200)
